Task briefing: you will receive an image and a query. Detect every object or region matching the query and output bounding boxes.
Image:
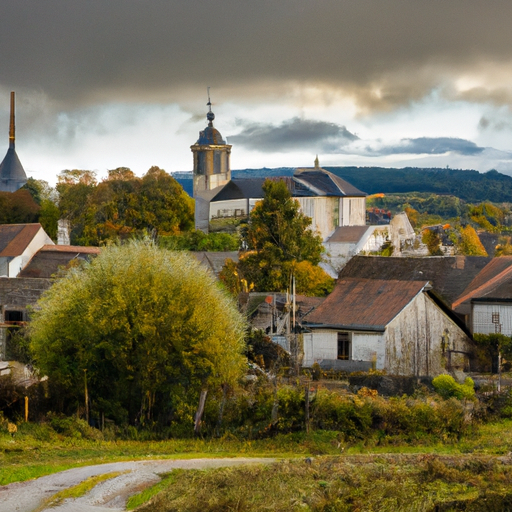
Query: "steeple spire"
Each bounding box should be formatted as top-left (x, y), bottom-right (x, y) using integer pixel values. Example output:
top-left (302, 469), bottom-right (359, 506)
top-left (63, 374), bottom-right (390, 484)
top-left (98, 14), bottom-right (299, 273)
top-left (314, 155), bottom-right (320, 169)
top-left (9, 92), bottom-right (15, 149)
top-left (206, 86), bottom-right (215, 127)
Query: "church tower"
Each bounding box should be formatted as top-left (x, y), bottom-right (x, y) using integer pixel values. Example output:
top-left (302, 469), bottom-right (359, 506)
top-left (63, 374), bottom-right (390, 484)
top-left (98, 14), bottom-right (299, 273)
top-left (0, 92), bottom-right (27, 192)
top-left (191, 93), bottom-right (231, 231)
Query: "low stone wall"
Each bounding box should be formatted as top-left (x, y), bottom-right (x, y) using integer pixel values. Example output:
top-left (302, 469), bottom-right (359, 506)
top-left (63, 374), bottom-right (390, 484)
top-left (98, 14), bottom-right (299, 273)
top-left (349, 374), bottom-right (434, 396)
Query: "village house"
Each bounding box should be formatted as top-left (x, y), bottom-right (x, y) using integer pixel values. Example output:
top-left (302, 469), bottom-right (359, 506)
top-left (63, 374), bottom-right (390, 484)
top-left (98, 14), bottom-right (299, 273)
top-left (0, 223), bottom-right (54, 278)
top-left (452, 256), bottom-right (512, 336)
top-left (301, 277), bottom-right (472, 377)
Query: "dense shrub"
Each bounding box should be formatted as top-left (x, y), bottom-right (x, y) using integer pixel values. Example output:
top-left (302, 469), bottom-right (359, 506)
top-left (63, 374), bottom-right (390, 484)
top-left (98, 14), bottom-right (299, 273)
top-left (432, 375), bottom-right (475, 400)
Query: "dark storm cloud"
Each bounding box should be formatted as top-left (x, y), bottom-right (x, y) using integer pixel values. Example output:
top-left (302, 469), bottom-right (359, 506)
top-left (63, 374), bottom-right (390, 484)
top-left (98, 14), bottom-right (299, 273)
top-left (2, 1), bottom-right (512, 110)
top-left (229, 118), bottom-right (358, 152)
top-left (372, 137), bottom-right (485, 156)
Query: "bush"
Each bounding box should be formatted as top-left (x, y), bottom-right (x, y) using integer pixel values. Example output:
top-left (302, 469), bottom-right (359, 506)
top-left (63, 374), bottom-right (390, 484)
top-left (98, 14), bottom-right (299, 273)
top-left (432, 374), bottom-right (475, 400)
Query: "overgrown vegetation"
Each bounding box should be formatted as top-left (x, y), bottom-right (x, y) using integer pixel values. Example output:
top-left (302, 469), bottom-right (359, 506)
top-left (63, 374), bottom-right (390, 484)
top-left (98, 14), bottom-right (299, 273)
top-left (28, 241), bottom-right (246, 430)
top-left (135, 455), bottom-right (512, 512)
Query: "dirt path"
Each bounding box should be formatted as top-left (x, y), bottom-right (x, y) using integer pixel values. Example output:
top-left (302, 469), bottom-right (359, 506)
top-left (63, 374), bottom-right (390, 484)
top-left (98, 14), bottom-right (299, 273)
top-left (0, 457), bottom-right (277, 512)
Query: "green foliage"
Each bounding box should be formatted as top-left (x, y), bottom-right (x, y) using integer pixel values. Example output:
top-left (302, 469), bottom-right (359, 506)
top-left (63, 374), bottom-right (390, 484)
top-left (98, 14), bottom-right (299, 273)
top-left (29, 241), bottom-right (247, 429)
top-left (473, 333), bottom-right (512, 372)
top-left (229, 179), bottom-right (329, 294)
top-left (432, 374), bottom-right (475, 400)
top-left (159, 230), bottom-right (239, 251)
top-left (327, 166), bottom-right (512, 203)
top-left (56, 167), bottom-right (194, 245)
top-left (422, 229), bottom-right (443, 256)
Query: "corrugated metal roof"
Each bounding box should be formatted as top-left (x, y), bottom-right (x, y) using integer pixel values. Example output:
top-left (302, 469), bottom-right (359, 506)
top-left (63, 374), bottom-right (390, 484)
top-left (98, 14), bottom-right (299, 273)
top-left (0, 224), bottom-right (42, 257)
top-left (304, 278), bottom-right (428, 331)
top-left (453, 257), bottom-right (512, 309)
top-left (326, 226), bottom-right (372, 244)
top-left (339, 255), bottom-right (491, 305)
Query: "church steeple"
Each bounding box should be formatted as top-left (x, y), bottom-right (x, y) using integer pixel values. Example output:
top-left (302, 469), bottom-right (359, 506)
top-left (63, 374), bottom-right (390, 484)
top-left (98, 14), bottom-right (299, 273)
top-left (0, 92), bottom-right (27, 192)
top-left (191, 90), bottom-right (232, 232)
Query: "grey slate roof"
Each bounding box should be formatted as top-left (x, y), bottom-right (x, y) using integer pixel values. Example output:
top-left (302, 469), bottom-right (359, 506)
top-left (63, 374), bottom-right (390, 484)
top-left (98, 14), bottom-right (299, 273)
top-left (339, 255), bottom-right (492, 305)
top-left (210, 168), bottom-right (366, 203)
top-left (211, 179), bottom-right (266, 201)
top-left (293, 169), bottom-right (367, 197)
top-left (0, 147), bottom-right (27, 192)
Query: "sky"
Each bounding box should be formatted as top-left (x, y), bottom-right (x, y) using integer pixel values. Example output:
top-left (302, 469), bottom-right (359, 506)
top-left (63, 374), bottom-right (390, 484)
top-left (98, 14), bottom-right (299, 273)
top-left (2, 0), bottom-right (512, 184)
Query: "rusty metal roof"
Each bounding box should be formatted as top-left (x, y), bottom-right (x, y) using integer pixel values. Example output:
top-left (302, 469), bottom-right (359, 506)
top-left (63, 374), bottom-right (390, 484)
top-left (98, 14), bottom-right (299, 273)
top-left (0, 224), bottom-right (43, 257)
top-left (304, 278), bottom-right (428, 331)
top-left (453, 257), bottom-right (512, 310)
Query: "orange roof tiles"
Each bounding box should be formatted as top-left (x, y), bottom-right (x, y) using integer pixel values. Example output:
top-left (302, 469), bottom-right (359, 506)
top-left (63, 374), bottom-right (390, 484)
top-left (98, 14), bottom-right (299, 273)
top-left (0, 224), bottom-right (43, 257)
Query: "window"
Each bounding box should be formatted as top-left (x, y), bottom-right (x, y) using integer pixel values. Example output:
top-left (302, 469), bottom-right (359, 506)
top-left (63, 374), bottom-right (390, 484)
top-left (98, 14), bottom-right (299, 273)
top-left (5, 310), bottom-right (23, 323)
top-left (337, 332), bottom-right (350, 360)
top-left (492, 312), bottom-right (500, 324)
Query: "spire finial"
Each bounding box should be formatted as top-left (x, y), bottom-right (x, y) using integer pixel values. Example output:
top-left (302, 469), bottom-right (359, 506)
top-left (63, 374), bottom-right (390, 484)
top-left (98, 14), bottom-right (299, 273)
top-left (9, 92), bottom-right (15, 149)
top-left (206, 86), bottom-right (215, 126)
top-left (314, 155), bottom-right (319, 168)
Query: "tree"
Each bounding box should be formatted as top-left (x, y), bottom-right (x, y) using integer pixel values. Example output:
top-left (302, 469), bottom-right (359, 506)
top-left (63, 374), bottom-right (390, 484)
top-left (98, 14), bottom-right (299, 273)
top-left (224, 179), bottom-right (331, 294)
top-left (422, 229), bottom-right (443, 256)
top-left (458, 225), bottom-right (487, 256)
top-left (29, 241), bottom-right (246, 428)
top-left (56, 167), bottom-right (194, 245)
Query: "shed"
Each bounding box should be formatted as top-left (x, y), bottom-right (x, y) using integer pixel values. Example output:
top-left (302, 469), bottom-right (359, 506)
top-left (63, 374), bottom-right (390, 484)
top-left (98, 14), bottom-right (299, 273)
top-left (302, 278), bottom-right (472, 376)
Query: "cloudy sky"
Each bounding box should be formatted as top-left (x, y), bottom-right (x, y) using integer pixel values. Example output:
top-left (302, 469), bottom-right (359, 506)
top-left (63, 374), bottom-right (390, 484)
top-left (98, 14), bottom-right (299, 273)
top-left (2, 0), bottom-right (512, 184)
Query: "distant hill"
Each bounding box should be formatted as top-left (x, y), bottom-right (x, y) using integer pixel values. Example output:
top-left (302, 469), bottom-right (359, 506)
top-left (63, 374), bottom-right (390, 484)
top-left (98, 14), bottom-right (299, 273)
top-left (173, 167), bottom-right (512, 203)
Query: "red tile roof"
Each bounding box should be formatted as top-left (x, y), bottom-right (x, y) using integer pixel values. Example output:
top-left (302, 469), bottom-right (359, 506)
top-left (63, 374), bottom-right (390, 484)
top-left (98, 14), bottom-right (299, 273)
top-left (304, 278), bottom-right (428, 331)
top-left (0, 224), bottom-right (43, 257)
top-left (40, 245), bottom-right (100, 254)
top-left (453, 257), bottom-right (512, 309)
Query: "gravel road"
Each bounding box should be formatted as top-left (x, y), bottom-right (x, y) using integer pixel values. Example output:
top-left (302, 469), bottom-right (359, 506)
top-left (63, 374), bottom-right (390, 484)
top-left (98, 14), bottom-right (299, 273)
top-left (0, 457), bottom-right (276, 512)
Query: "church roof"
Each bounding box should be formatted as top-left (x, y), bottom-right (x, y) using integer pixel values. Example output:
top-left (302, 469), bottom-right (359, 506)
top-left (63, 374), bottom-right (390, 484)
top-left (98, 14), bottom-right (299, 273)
top-left (0, 92), bottom-right (27, 192)
top-left (210, 178), bottom-right (266, 201)
top-left (210, 168), bottom-right (366, 203)
top-left (293, 169), bottom-right (366, 197)
top-left (195, 125), bottom-right (227, 145)
top-left (0, 224), bottom-right (44, 257)
top-left (0, 147), bottom-right (27, 183)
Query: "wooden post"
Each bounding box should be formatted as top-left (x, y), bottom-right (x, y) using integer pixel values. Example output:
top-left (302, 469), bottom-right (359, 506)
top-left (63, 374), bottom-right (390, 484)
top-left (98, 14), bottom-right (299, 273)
top-left (84, 369), bottom-right (89, 424)
top-left (194, 390), bottom-right (208, 434)
top-left (305, 382), bottom-right (310, 434)
top-left (24, 396), bottom-right (28, 422)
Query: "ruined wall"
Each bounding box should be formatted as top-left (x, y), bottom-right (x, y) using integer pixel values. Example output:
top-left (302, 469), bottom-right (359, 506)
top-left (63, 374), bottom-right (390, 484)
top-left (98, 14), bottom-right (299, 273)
top-left (0, 277), bottom-right (53, 313)
top-left (385, 292), bottom-right (471, 376)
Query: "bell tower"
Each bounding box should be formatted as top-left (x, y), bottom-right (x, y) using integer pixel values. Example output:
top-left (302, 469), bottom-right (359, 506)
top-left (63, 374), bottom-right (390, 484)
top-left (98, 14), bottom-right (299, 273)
top-left (191, 91), bottom-right (232, 231)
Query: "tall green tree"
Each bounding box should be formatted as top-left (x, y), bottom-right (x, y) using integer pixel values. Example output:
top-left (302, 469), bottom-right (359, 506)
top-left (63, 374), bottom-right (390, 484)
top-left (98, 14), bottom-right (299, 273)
top-left (222, 179), bottom-right (332, 295)
top-left (29, 241), bottom-right (246, 428)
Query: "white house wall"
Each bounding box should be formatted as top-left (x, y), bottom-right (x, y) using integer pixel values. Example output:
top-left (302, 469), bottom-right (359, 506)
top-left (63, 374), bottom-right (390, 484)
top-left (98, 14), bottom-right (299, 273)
top-left (303, 329), bottom-right (337, 367)
top-left (341, 197), bottom-right (366, 227)
top-left (472, 303), bottom-right (512, 336)
top-left (209, 198), bottom-right (248, 219)
top-left (352, 332), bottom-right (386, 369)
top-left (296, 197), bottom-right (338, 241)
top-left (385, 292), bottom-right (471, 376)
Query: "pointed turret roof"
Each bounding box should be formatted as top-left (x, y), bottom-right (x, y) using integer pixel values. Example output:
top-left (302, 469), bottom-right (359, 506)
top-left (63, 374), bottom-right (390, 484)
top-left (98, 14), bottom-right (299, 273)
top-left (0, 92), bottom-right (27, 192)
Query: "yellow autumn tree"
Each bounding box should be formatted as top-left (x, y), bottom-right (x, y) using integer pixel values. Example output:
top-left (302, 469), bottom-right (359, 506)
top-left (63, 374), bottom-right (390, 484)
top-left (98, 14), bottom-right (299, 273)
top-left (458, 225), bottom-right (487, 256)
